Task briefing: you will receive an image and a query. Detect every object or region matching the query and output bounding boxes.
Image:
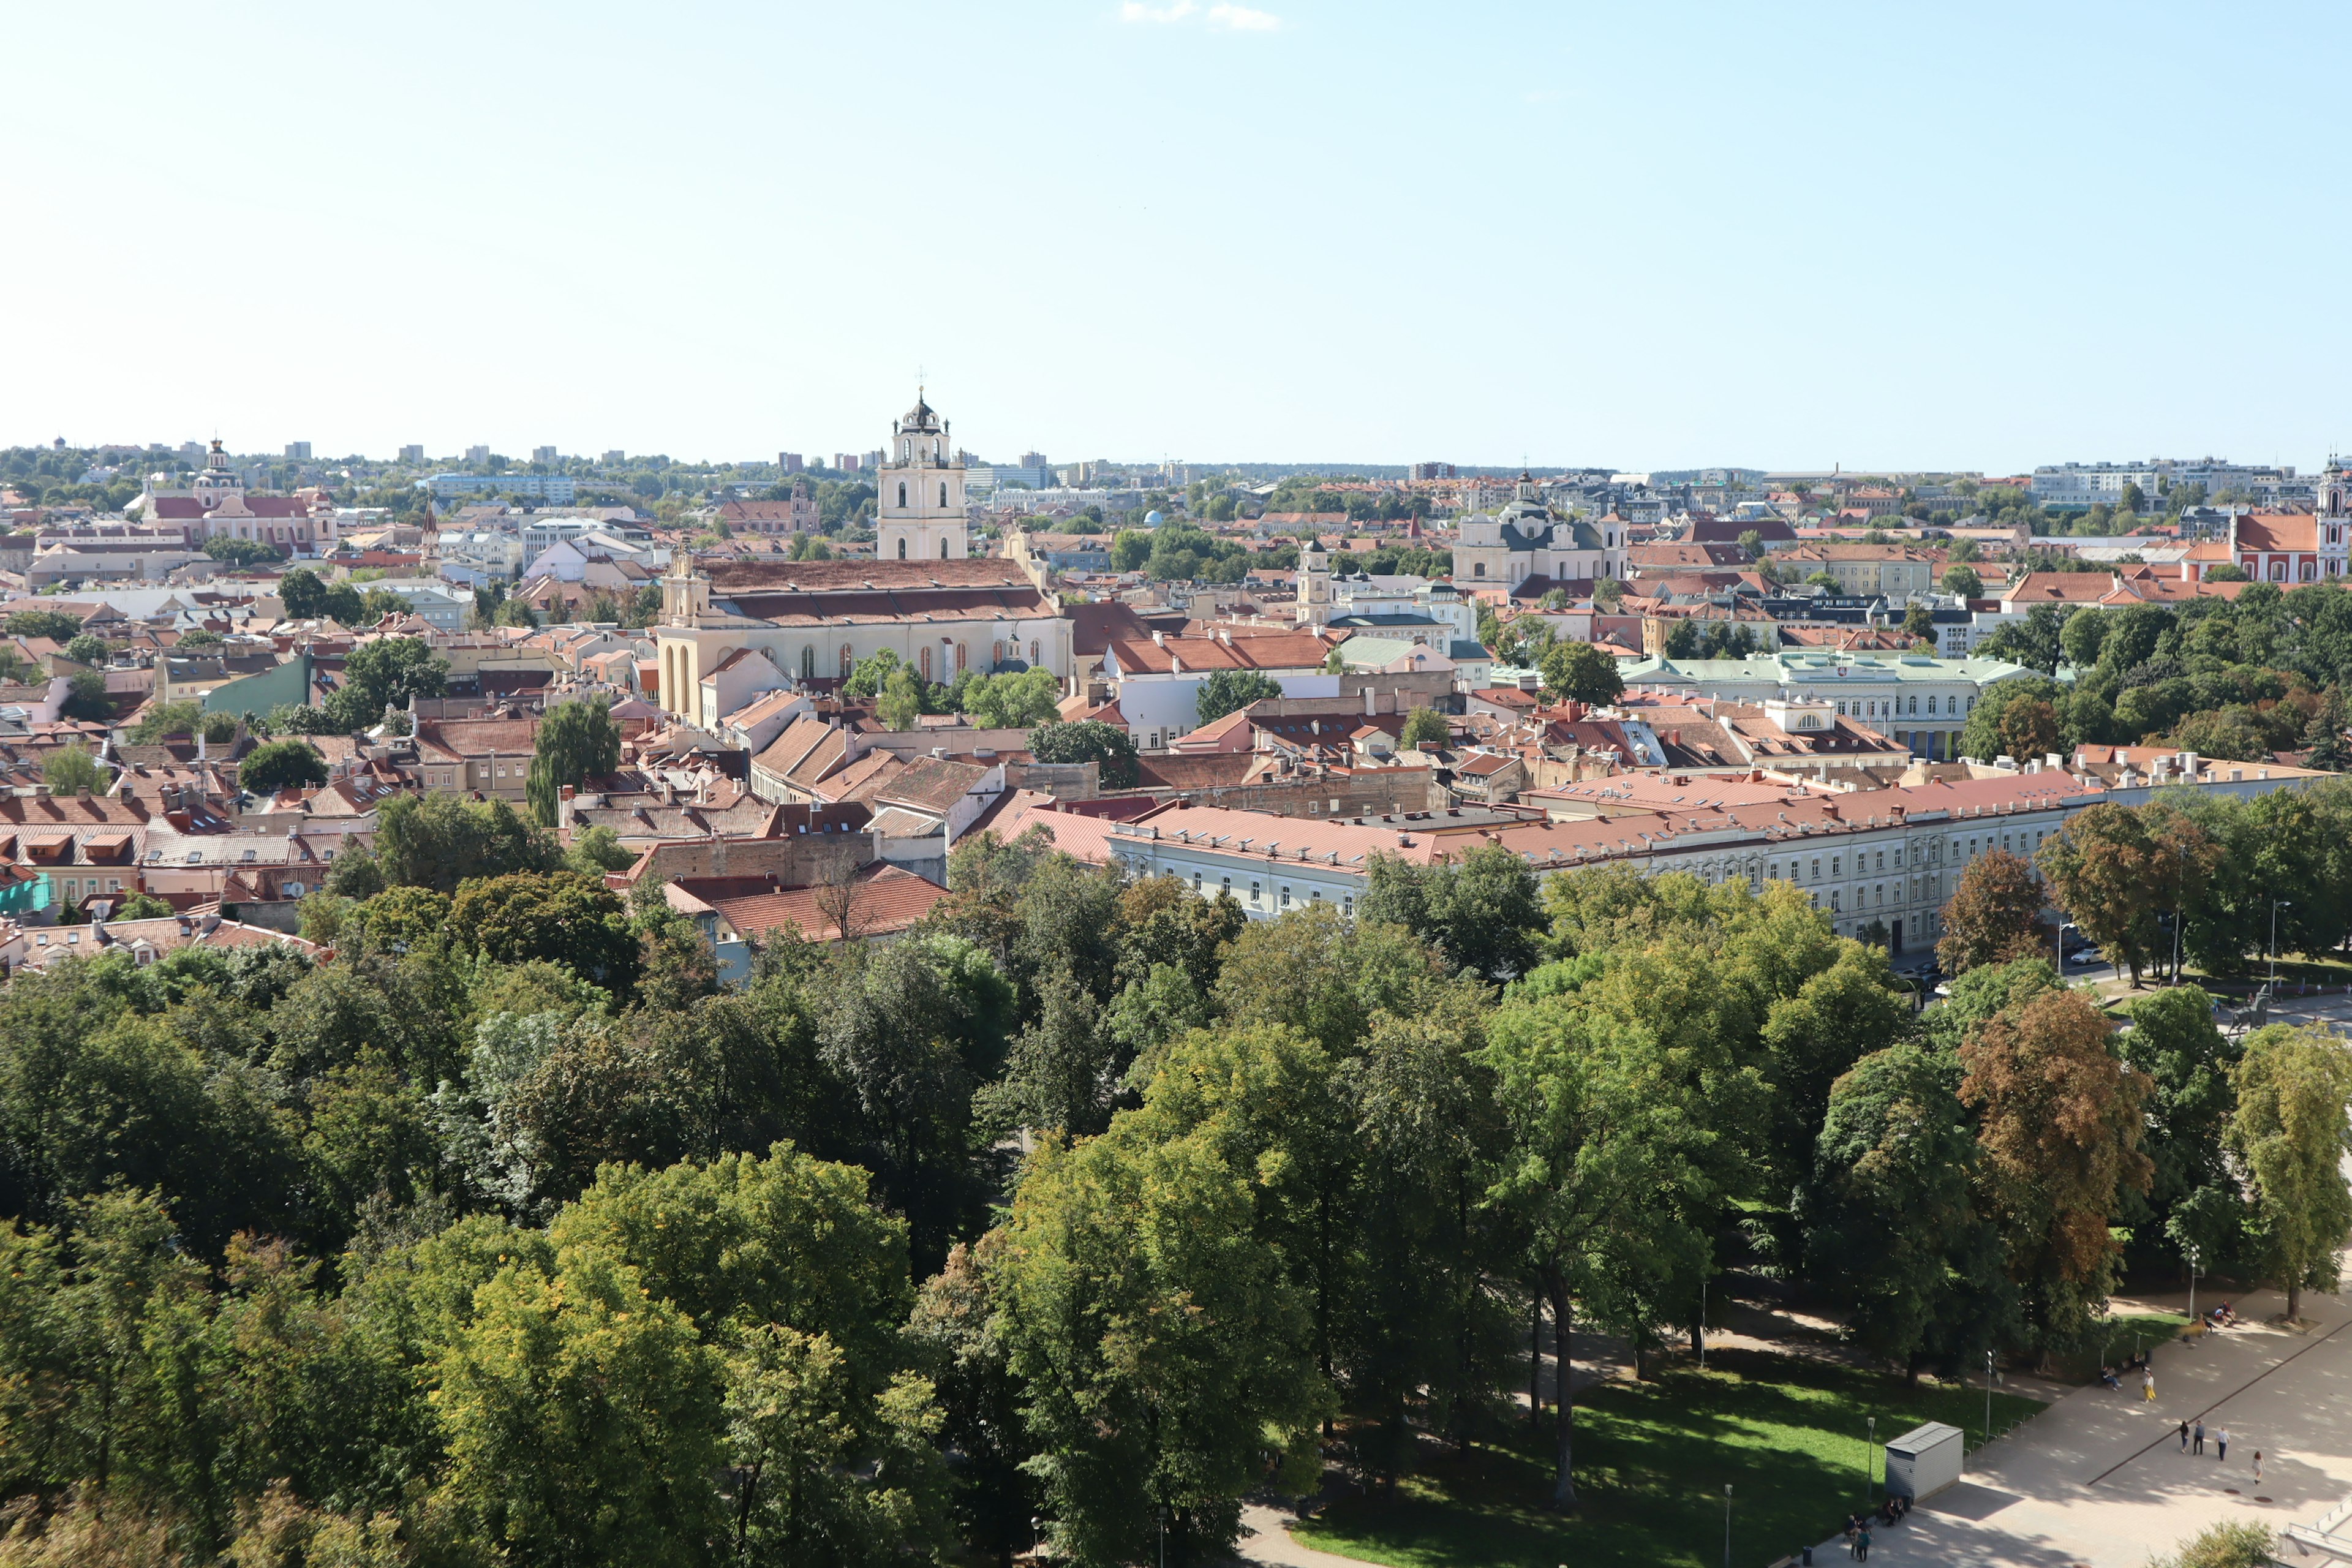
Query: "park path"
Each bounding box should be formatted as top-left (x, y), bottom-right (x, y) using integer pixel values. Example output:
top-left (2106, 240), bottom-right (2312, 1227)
top-left (1236, 1504), bottom-right (1376, 1568)
top-left (1858, 1283), bottom-right (2352, 1568)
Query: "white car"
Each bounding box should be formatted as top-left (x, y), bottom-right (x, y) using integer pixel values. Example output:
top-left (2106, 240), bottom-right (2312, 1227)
top-left (2069, 948), bottom-right (2103, 967)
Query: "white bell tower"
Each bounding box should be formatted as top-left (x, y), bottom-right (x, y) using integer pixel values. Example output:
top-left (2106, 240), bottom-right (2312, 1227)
top-left (876, 390), bottom-right (968, 563)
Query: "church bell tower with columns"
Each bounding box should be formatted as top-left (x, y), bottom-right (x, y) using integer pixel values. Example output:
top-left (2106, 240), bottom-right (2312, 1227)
top-left (876, 390), bottom-right (968, 563)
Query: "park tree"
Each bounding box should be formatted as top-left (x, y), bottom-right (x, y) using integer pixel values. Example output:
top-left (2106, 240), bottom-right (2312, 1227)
top-left (1801, 1044), bottom-right (2013, 1376)
top-left (238, 738), bottom-right (328, 796)
top-left (9, 609), bottom-right (81, 642)
top-left (1757, 941), bottom-right (1913, 1198)
top-left (371, 792), bottom-right (561, 894)
top-left (2036, 802), bottom-right (2164, 983)
top-left (62, 633), bottom-right (106, 666)
top-left (1997, 698), bottom-right (2063, 764)
top-left (2226, 1025), bottom-right (2352, 1321)
top-left (1540, 640), bottom-right (1624, 706)
top-left (1359, 843), bottom-right (1544, 980)
top-left (1025, 720), bottom-right (1139, 788)
top-left (526, 697), bottom-right (622, 826)
top-left (2119, 986), bottom-right (2242, 1272)
top-left (1941, 564), bottom-right (1983, 599)
top-left (1958, 988), bottom-right (2152, 1348)
top-left (878, 667), bottom-right (925, 731)
top-left (1194, 668), bottom-right (1283, 726)
top-left (963, 667), bottom-right (1061, 729)
top-left (1936, 848), bottom-right (2046, 974)
top-left (448, 872), bottom-right (639, 992)
top-left (1902, 603), bottom-right (1934, 644)
top-left (1481, 985), bottom-right (1752, 1509)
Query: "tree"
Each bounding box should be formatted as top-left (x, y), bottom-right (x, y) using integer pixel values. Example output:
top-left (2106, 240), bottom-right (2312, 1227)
top-left (1801, 1044), bottom-right (2012, 1376)
top-left (1539, 640), bottom-right (1623, 705)
top-left (42, 742), bottom-right (106, 795)
top-left (1997, 698), bottom-right (2062, 763)
top-left (9, 609), bottom-right (81, 642)
top-left (1736, 529), bottom-right (1763, 560)
top-left (266, 703), bottom-right (345, 736)
top-left (2226, 1025), bottom-right (2352, 1321)
top-left (60, 669), bottom-right (110, 723)
top-left (526, 698), bottom-right (622, 826)
top-left (990, 1060), bottom-right (1331, 1564)
top-left (1942, 564), bottom-right (1983, 600)
top-left (1481, 989), bottom-right (1751, 1508)
top-left (1902, 603), bottom-right (1934, 644)
top-left (1108, 530), bottom-right (1150, 573)
top-left (372, 792), bottom-right (561, 894)
top-left (1195, 669), bottom-right (1283, 726)
top-left (1958, 676), bottom-right (2065, 760)
top-left (202, 535), bottom-right (284, 567)
top-left (62, 634), bottom-right (106, 666)
top-left (878, 668), bottom-right (924, 731)
top-left (1359, 844), bottom-right (1543, 979)
top-left (2149, 1523), bottom-right (2275, 1568)
top-left (337, 637), bottom-right (447, 718)
top-left (963, 668), bottom-right (1061, 729)
top-left (1936, 848), bottom-right (2045, 974)
top-left (1026, 720), bottom-right (1139, 788)
top-left (1958, 988), bottom-right (2151, 1347)
top-left (435, 1246), bottom-right (722, 1568)
top-left (1758, 941), bottom-right (1912, 1196)
top-left (2035, 802), bottom-right (2163, 982)
top-left (1399, 706), bottom-right (1449, 750)
top-left (2119, 986), bottom-right (2242, 1272)
top-left (238, 739), bottom-right (328, 796)
top-left (448, 872), bottom-right (640, 991)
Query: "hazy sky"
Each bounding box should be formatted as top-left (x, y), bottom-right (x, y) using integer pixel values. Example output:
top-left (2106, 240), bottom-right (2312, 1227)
top-left (7, 2), bottom-right (2345, 473)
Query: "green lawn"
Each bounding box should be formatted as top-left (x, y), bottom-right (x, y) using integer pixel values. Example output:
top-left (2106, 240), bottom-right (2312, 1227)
top-left (1293, 1351), bottom-right (2043, 1568)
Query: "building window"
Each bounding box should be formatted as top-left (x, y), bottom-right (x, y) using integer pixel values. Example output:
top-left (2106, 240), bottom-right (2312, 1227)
top-left (939, 483), bottom-right (948, 509)
top-left (1281, 886), bottom-right (1291, 907)
top-left (802, 645), bottom-right (816, 679)
top-left (919, 646), bottom-right (933, 682)
top-left (1474, 562), bottom-right (1485, 576)
top-left (956, 643), bottom-right (967, 673)
top-left (1193, 871), bottom-right (1202, 891)
top-left (1028, 640), bottom-right (1039, 666)
top-left (841, 645), bottom-right (854, 677)
top-left (1251, 881), bottom-right (1261, 904)
top-left (1221, 876), bottom-right (1231, 896)
top-left (897, 538), bottom-right (908, 560)
top-left (941, 537), bottom-right (950, 559)
top-left (897, 482), bottom-right (908, 507)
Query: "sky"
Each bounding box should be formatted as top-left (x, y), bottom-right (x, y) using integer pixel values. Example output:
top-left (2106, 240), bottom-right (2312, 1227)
top-left (5, 2), bottom-right (2346, 475)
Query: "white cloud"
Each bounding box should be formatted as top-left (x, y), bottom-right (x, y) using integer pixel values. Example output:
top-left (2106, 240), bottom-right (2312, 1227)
top-left (1121, 1), bottom-right (1197, 21)
top-left (1207, 2), bottom-right (1280, 29)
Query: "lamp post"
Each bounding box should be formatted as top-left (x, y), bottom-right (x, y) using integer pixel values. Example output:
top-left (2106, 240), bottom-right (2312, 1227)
top-left (1700, 1275), bottom-right (1708, 1371)
top-left (2271, 899), bottom-right (2292, 990)
top-left (1723, 1484), bottom-right (1733, 1568)
top-left (1868, 1416), bottom-right (1877, 1503)
top-left (2188, 1243), bottom-right (2202, 1333)
top-left (1984, 1348), bottom-right (1995, 1443)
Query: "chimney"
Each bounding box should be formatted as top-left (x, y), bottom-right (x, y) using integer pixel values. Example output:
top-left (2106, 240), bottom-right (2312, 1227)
top-left (197, 728), bottom-right (208, 762)
top-left (1151, 630), bottom-right (1165, 647)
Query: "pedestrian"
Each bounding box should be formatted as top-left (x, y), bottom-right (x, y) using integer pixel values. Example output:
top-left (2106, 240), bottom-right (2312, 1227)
top-left (1857, 1526), bottom-right (1872, 1562)
top-left (2144, 1368), bottom-right (2156, 1402)
top-left (2179, 1420), bottom-right (2190, 1452)
top-left (2218, 1427), bottom-right (2230, 1463)
top-left (2255, 1451), bottom-right (2264, 1483)
top-left (2195, 1419), bottom-right (2206, 1455)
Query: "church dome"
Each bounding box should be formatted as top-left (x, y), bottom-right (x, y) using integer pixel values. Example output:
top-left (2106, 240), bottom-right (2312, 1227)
top-left (899, 392), bottom-right (940, 434)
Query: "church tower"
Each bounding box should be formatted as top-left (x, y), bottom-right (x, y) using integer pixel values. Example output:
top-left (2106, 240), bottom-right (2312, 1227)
top-left (875, 391), bottom-right (968, 563)
top-left (1297, 537), bottom-right (1333, 626)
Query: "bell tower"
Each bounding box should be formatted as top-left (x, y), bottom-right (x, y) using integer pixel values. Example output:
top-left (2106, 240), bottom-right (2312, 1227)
top-left (1297, 538), bottom-right (1333, 626)
top-left (875, 390), bottom-right (969, 563)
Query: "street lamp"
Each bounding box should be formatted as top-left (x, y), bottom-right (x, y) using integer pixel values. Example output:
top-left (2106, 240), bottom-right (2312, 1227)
top-left (2271, 899), bottom-right (2293, 990)
top-left (1723, 1484), bottom-right (1733, 1568)
top-left (2188, 1243), bottom-right (2202, 1334)
top-left (1867, 1416), bottom-right (1877, 1503)
top-left (1984, 1348), bottom-right (1995, 1443)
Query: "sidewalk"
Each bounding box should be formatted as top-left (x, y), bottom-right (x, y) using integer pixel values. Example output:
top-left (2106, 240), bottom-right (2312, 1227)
top-left (1858, 1286), bottom-right (2352, 1568)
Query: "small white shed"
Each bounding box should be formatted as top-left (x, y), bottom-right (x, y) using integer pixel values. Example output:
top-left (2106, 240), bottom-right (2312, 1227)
top-left (1883, 1421), bottom-right (1964, 1501)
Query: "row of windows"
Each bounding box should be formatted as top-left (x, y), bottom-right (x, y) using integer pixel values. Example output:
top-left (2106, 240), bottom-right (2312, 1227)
top-left (1835, 693), bottom-right (1975, 719)
top-left (894, 481), bottom-right (951, 510)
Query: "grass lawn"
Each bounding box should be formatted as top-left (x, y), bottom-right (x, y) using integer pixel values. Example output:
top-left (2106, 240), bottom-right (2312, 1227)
top-left (1292, 1351), bottom-right (2043, 1568)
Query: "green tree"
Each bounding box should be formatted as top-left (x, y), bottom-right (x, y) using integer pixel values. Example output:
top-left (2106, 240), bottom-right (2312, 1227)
top-left (1358, 843), bottom-right (1544, 979)
top-left (2036, 802), bottom-right (2164, 983)
top-left (1801, 1044), bottom-right (2013, 1376)
top-left (1758, 941), bottom-right (1912, 1197)
top-left (526, 698), bottom-right (622, 826)
top-left (1194, 668), bottom-right (1283, 726)
top-left (8, 609), bottom-right (82, 642)
top-left (877, 667), bottom-right (924, 731)
top-left (963, 667), bottom-right (1061, 729)
top-left (567, 824), bottom-right (638, 875)
top-left (2119, 986), bottom-right (2242, 1272)
top-left (2148, 1523), bottom-right (2275, 1568)
top-left (448, 872), bottom-right (639, 991)
top-left (1941, 564), bottom-right (1983, 599)
top-left (42, 742), bottom-right (106, 795)
top-left (1026, 720), bottom-right (1139, 788)
top-left (239, 738), bottom-right (328, 796)
top-left (1400, 706), bottom-right (1449, 750)
top-left (2226, 1025), bottom-right (2352, 1320)
top-left (1108, 530), bottom-right (1150, 573)
top-left (60, 669), bottom-right (110, 723)
top-left (1539, 639), bottom-right (1624, 705)
top-left (1902, 602), bottom-right (1934, 644)
top-left (334, 638), bottom-right (447, 727)
top-left (372, 792), bottom-right (562, 894)
top-left (435, 1246), bottom-right (722, 1568)
top-left (62, 634), bottom-right (107, 666)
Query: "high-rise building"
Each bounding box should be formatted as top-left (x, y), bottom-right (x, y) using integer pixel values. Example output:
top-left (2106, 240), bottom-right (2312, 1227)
top-left (779, 452), bottom-right (804, 473)
top-left (398, 444), bottom-right (425, 464)
top-left (1020, 451), bottom-right (1048, 470)
top-left (466, 445), bottom-right (491, 466)
top-left (284, 442), bottom-right (312, 461)
top-left (1411, 461), bottom-right (1457, 481)
top-left (833, 452), bottom-right (859, 472)
top-left (532, 445), bottom-right (559, 465)
top-left (602, 450), bottom-right (626, 466)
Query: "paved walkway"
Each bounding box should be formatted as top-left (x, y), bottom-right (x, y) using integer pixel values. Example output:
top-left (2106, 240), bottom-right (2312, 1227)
top-left (1858, 1285), bottom-right (2352, 1568)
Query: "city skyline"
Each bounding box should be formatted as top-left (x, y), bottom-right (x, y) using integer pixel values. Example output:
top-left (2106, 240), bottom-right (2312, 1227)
top-left (6, 2), bottom-right (2347, 471)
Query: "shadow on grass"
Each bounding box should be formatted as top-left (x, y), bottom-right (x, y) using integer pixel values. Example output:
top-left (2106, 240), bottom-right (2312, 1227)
top-left (1294, 1351), bottom-right (2044, 1568)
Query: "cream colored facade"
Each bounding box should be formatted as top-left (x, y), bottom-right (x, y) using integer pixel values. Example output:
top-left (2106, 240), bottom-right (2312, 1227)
top-left (875, 391), bottom-right (969, 564)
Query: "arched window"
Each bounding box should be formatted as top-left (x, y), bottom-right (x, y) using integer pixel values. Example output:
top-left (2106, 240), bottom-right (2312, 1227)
top-left (897, 538), bottom-right (908, 559)
top-left (897, 482), bottom-right (907, 507)
top-left (801, 644), bottom-right (815, 679)
top-left (1028, 641), bottom-right (1039, 666)
top-left (939, 483), bottom-right (948, 508)
top-left (919, 646), bottom-right (933, 681)
top-left (955, 643), bottom-right (967, 672)
top-left (839, 644), bottom-right (853, 677)
top-left (940, 538), bottom-right (949, 559)
top-left (1474, 561), bottom-right (1486, 576)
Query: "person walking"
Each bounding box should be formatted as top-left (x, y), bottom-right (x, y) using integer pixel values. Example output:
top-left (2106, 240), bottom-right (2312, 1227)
top-left (1845, 1515), bottom-right (1861, 1558)
top-left (2179, 1419), bottom-right (2190, 1452)
top-left (2255, 1451), bottom-right (2264, 1483)
top-left (2194, 1419), bottom-right (2206, 1455)
top-left (2143, 1367), bottom-right (2156, 1402)
top-left (1856, 1525), bottom-right (1872, 1562)
top-left (2217, 1427), bottom-right (2230, 1463)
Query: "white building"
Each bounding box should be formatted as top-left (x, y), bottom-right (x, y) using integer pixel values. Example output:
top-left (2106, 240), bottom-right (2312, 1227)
top-left (1616, 649), bottom-right (2038, 760)
top-left (1450, 472), bottom-right (1624, 589)
top-left (877, 392), bottom-right (969, 564)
